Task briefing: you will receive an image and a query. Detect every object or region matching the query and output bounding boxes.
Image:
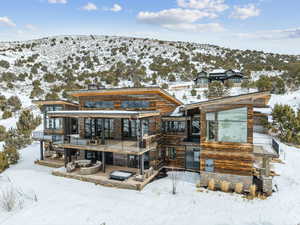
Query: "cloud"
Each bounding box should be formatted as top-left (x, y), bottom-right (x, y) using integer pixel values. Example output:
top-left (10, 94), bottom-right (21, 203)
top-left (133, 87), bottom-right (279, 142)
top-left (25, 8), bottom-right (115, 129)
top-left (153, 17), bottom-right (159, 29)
top-left (110, 4), bottom-right (122, 12)
top-left (235, 28), bottom-right (300, 40)
top-left (163, 22), bottom-right (225, 32)
top-left (177, 0), bottom-right (229, 12)
top-left (103, 4), bottom-right (123, 12)
top-left (137, 8), bottom-right (217, 25)
top-left (230, 4), bottom-right (260, 20)
top-left (0, 16), bottom-right (16, 27)
top-left (48, 0), bottom-right (67, 4)
top-left (82, 2), bottom-right (98, 11)
top-left (25, 24), bottom-right (37, 31)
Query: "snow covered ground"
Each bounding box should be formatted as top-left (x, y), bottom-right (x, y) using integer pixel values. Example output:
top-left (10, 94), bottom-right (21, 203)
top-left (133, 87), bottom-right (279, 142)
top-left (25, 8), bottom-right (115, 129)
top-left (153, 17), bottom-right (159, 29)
top-left (0, 141), bottom-right (300, 225)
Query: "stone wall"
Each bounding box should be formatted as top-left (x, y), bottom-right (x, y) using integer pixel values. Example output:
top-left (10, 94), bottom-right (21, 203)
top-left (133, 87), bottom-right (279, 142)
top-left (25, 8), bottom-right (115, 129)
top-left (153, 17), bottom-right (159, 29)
top-left (200, 171), bottom-right (253, 191)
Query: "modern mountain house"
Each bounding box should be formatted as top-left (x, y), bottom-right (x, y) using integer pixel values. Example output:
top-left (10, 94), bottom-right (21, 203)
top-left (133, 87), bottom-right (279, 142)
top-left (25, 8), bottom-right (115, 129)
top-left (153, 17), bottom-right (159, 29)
top-left (33, 87), bottom-right (277, 194)
top-left (194, 69), bottom-right (246, 87)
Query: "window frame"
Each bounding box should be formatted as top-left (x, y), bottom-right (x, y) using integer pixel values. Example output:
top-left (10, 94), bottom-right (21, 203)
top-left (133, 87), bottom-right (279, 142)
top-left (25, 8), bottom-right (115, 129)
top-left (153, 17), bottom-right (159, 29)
top-left (205, 107), bottom-right (248, 143)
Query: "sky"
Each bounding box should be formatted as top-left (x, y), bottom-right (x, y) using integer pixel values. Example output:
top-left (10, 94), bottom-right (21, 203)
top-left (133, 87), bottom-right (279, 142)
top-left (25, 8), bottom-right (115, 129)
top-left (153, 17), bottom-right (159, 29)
top-left (0, 0), bottom-right (299, 54)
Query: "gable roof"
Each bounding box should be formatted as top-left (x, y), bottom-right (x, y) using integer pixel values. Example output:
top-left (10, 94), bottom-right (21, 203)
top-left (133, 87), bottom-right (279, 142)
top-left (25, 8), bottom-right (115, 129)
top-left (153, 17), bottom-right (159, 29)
top-left (183, 91), bottom-right (271, 110)
top-left (68, 87), bottom-right (183, 106)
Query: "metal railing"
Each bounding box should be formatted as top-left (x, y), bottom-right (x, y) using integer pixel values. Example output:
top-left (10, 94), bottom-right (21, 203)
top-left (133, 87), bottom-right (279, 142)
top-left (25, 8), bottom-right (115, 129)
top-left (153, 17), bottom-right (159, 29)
top-left (32, 131), bottom-right (53, 141)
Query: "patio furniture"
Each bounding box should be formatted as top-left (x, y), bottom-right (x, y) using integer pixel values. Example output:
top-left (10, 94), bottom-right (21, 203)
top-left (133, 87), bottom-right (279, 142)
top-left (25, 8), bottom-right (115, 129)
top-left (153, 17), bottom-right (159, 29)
top-left (75, 159), bottom-right (92, 167)
top-left (66, 162), bottom-right (76, 173)
top-left (79, 161), bottom-right (102, 175)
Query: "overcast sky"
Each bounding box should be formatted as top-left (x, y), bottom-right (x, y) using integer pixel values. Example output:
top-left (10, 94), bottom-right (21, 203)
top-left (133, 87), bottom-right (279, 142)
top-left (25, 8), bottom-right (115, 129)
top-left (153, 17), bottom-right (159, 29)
top-left (0, 0), bottom-right (299, 54)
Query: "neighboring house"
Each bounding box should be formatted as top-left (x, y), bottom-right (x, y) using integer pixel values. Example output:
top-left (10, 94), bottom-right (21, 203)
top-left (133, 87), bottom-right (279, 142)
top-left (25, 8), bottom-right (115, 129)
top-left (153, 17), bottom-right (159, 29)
top-left (194, 69), bottom-right (246, 87)
top-left (33, 87), bottom-right (276, 194)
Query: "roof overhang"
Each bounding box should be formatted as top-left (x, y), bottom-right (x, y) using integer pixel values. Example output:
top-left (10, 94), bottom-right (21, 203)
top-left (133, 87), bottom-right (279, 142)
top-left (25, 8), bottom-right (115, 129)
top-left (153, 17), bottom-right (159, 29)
top-left (48, 110), bottom-right (160, 119)
top-left (68, 87), bottom-right (183, 106)
top-left (183, 91), bottom-right (271, 111)
top-left (33, 100), bottom-right (78, 107)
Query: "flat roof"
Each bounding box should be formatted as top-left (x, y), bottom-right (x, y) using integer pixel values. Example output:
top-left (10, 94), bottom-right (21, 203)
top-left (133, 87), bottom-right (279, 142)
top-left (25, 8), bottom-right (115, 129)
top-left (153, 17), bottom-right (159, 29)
top-left (47, 110), bottom-right (160, 119)
top-left (33, 100), bottom-right (78, 107)
top-left (183, 91), bottom-right (271, 110)
top-left (68, 87), bottom-right (183, 106)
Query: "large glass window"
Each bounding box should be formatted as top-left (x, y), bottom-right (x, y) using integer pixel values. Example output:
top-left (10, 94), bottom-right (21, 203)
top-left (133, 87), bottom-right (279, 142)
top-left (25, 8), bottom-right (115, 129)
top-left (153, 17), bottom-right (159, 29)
top-left (206, 107), bottom-right (248, 143)
top-left (123, 119), bottom-right (137, 139)
top-left (84, 118), bottom-right (114, 139)
top-left (162, 121), bottom-right (185, 134)
top-left (45, 105), bottom-right (63, 130)
top-left (84, 101), bottom-right (114, 108)
top-left (121, 101), bottom-right (149, 108)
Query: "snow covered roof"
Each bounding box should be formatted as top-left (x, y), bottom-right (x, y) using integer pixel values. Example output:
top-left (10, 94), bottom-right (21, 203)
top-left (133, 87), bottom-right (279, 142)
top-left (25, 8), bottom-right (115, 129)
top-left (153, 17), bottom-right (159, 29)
top-left (183, 91), bottom-right (271, 110)
top-left (47, 110), bottom-right (160, 119)
top-left (210, 69), bottom-right (226, 74)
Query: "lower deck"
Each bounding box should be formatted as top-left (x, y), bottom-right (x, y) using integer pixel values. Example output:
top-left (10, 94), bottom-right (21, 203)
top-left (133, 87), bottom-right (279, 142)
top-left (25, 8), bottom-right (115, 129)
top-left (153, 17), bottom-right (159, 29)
top-left (52, 165), bottom-right (160, 190)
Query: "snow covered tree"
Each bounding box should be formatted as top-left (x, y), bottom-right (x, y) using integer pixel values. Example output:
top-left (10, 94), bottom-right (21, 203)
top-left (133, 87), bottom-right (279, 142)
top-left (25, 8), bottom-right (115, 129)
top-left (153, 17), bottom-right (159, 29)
top-left (205, 81), bottom-right (228, 98)
top-left (271, 104), bottom-right (300, 144)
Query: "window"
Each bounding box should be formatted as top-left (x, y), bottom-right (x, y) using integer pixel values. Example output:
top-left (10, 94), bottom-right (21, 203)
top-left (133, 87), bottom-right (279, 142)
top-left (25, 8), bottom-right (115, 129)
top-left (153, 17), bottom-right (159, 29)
top-left (206, 107), bottom-right (248, 143)
top-left (123, 119), bottom-right (137, 138)
top-left (52, 135), bottom-right (63, 143)
top-left (45, 105), bottom-right (63, 130)
top-left (84, 101), bottom-right (114, 108)
top-left (205, 159), bottom-right (214, 172)
top-left (142, 119), bottom-right (149, 136)
top-left (121, 101), bottom-right (149, 108)
top-left (168, 147), bottom-right (176, 160)
top-left (206, 112), bottom-right (217, 141)
top-left (84, 118), bottom-right (114, 139)
top-left (186, 148), bottom-right (200, 170)
top-left (163, 121), bottom-right (185, 133)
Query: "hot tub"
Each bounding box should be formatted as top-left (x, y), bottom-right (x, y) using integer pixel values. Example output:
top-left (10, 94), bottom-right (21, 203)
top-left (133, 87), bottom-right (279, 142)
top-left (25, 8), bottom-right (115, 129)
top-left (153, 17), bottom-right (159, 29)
top-left (110, 170), bottom-right (135, 181)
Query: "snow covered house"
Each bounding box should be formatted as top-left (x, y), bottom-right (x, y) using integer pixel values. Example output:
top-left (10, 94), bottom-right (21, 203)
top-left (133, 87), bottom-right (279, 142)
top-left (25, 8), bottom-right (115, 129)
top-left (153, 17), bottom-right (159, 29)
top-left (33, 87), bottom-right (277, 194)
top-left (194, 69), bottom-right (246, 87)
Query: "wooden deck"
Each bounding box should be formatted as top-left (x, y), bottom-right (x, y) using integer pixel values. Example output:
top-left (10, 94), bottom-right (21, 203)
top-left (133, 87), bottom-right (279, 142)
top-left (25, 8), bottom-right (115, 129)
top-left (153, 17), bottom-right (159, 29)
top-left (57, 139), bottom-right (157, 155)
top-left (52, 165), bottom-right (160, 190)
top-left (35, 157), bottom-right (65, 168)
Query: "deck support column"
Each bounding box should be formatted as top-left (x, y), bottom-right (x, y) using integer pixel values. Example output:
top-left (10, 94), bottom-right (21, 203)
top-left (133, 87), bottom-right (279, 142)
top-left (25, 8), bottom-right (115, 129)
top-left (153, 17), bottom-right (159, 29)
top-left (68, 149), bottom-right (72, 163)
top-left (40, 140), bottom-right (44, 161)
top-left (64, 149), bottom-right (68, 167)
top-left (101, 118), bottom-right (105, 145)
top-left (140, 154), bottom-right (144, 175)
top-left (102, 151), bottom-right (105, 172)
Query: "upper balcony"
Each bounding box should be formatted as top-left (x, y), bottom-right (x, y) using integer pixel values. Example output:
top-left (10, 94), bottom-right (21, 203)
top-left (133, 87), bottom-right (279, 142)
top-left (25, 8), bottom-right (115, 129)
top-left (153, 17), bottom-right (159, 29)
top-left (59, 134), bottom-right (158, 155)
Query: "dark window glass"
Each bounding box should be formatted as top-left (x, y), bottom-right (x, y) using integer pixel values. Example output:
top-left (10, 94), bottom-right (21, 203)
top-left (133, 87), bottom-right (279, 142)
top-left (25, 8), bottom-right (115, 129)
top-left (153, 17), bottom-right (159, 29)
top-left (168, 147), bottom-right (176, 160)
top-left (123, 119), bottom-right (137, 138)
top-left (84, 101), bottom-right (114, 108)
top-left (121, 101), bottom-right (149, 108)
top-left (162, 121), bottom-right (185, 133)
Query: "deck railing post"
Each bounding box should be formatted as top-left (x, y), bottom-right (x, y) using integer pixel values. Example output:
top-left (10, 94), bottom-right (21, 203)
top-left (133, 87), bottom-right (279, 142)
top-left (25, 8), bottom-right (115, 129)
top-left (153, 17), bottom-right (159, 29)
top-left (40, 140), bottom-right (44, 161)
top-left (102, 151), bottom-right (106, 172)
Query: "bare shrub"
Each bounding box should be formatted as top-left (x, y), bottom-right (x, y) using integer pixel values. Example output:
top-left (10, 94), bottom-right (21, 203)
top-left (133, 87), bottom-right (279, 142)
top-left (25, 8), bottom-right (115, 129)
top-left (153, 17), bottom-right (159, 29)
top-left (208, 179), bottom-right (215, 191)
top-left (0, 186), bottom-right (17, 212)
top-left (220, 181), bottom-right (230, 192)
top-left (234, 183), bottom-right (243, 194)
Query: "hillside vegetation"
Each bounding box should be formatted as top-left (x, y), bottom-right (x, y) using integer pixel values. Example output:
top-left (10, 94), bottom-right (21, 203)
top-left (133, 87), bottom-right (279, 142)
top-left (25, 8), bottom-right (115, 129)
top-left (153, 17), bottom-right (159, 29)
top-left (0, 35), bottom-right (299, 102)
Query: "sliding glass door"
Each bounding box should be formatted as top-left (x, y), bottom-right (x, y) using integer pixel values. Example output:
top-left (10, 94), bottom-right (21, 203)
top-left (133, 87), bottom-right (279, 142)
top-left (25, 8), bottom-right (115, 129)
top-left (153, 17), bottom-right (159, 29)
top-left (84, 118), bottom-right (114, 139)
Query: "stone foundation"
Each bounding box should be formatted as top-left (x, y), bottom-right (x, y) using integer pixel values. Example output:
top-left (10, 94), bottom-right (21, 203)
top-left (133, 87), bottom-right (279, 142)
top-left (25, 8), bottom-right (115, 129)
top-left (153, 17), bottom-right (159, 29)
top-left (200, 171), bottom-right (253, 191)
